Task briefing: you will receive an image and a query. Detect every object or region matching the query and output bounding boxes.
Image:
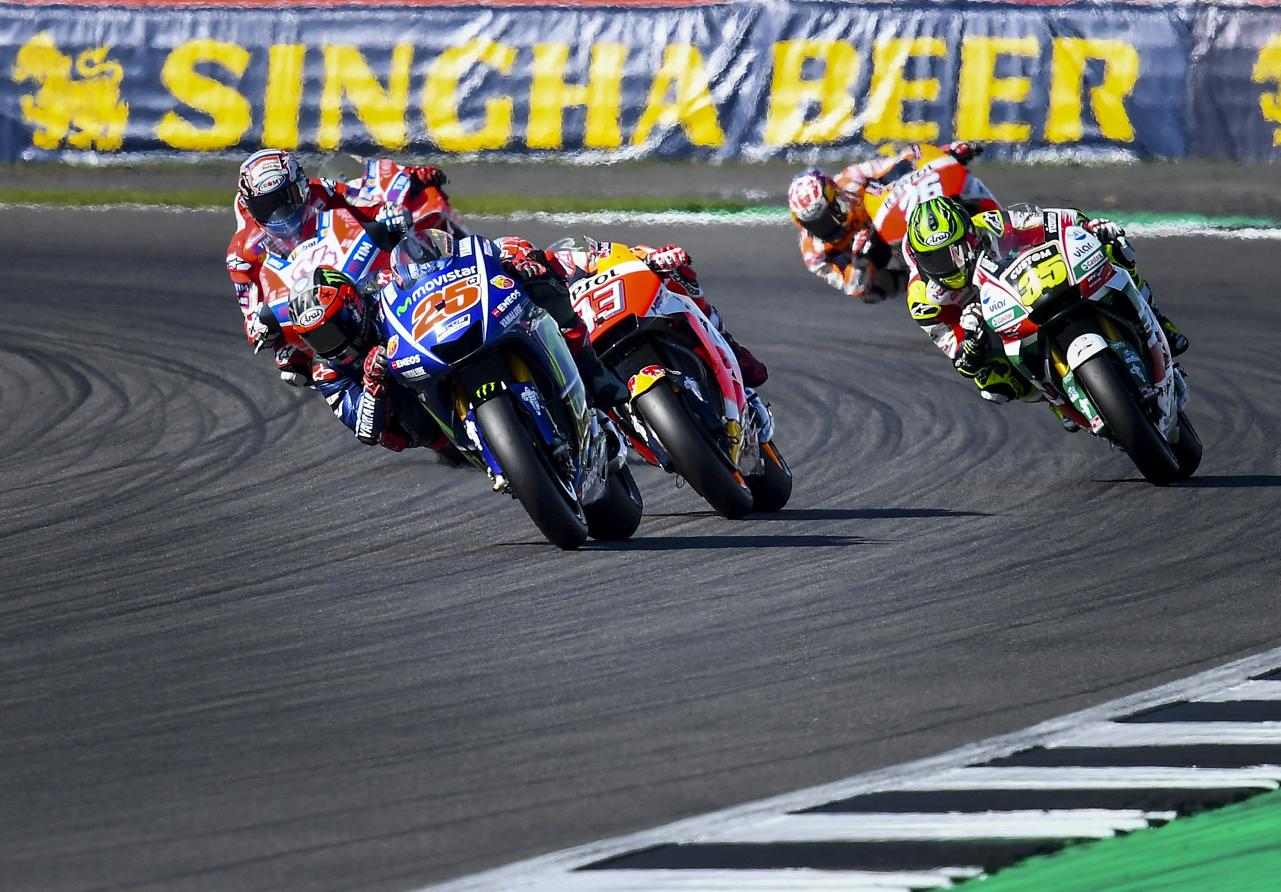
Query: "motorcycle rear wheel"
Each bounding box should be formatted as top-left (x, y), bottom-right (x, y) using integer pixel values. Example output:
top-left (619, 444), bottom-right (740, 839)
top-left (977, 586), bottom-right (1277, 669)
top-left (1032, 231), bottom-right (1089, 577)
top-left (1172, 411), bottom-right (1203, 480)
top-left (635, 384), bottom-right (754, 519)
top-left (584, 466), bottom-right (644, 541)
top-left (477, 393), bottom-right (589, 550)
top-left (1074, 352), bottom-right (1179, 486)
top-left (747, 439), bottom-right (793, 513)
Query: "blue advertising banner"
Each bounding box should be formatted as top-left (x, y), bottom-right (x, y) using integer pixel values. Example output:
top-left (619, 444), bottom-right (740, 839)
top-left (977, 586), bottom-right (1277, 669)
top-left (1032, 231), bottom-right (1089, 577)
top-left (0, 1), bottom-right (1278, 163)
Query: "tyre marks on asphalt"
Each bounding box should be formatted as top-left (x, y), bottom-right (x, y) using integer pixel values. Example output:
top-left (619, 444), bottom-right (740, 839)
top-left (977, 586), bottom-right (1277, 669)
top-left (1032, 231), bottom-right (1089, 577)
top-left (433, 649), bottom-right (1281, 891)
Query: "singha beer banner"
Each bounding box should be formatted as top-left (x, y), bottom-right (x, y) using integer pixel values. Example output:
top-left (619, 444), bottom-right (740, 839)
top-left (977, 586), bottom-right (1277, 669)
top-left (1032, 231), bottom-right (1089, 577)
top-left (4, 0), bottom-right (1281, 163)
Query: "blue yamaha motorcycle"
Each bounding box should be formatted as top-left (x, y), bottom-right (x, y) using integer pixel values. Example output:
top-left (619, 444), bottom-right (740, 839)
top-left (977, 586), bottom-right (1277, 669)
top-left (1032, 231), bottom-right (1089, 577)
top-left (378, 235), bottom-right (642, 549)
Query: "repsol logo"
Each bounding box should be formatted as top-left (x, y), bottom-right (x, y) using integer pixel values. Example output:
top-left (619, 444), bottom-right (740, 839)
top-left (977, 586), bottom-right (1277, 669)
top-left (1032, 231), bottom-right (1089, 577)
top-left (570, 267), bottom-right (619, 297)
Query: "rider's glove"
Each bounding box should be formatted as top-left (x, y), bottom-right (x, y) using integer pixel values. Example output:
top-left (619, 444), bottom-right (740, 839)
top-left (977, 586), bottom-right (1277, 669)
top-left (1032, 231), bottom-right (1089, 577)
top-left (646, 245), bottom-right (701, 296)
top-left (376, 203), bottom-right (413, 241)
top-left (1085, 218), bottom-right (1125, 243)
top-left (405, 165), bottom-right (446, 190)
top-left (943, 141), bottom-right (984, 165)
top-left (645, 245), bottom-right (691, 273)
top-left (954, 303), bottom-right (988, 377)
top-left (275, 345), bottom-right (311, 387)
top-left (246, 314), bottom-right (280, 354)
top-left (509, 256), bottom-right (548, 280)
top-left (362, 345), bottom-right (389, 397)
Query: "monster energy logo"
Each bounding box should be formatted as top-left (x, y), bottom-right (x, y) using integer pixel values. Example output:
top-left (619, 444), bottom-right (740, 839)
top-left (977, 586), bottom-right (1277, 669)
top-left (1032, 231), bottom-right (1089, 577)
top-left (317, 268), bottom-right (349, 287)
top-left (474, 381), bottom-right (499, 400)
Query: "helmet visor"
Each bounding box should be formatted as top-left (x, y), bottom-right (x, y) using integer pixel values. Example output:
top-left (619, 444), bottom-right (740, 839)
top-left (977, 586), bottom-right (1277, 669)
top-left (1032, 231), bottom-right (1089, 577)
top-left (246, 179), bottom-right (304, 227)
top-left (303, 306), bottom-right (363, 364)
top-left (916, 241), bottom-right (973, 289)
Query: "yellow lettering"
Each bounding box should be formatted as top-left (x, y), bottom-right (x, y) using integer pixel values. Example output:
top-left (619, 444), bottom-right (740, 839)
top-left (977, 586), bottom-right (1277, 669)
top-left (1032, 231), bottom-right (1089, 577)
top-left (1045, 38), bottom-right (1139, 143)
top-left (632, 44), bottom-right (725, 147)
top-left (764, 40), bottom-right (859, 146)
top-left (156, 40), bottom-right (251, 151)
top-left (864, 37), bottom-right (945, 143)
top-left (423, 40), bottom-right (515, 152)
top-left (1252, 35), bottom-right (1281, 145)
top-left (319, 44), bottom-right (413, 151)
top-left (263, 45), bottom-right (305, 149)
top-left (955, 36), bottom-right (1037, 143)
top-left (528, 43), bottom-right (626, 149)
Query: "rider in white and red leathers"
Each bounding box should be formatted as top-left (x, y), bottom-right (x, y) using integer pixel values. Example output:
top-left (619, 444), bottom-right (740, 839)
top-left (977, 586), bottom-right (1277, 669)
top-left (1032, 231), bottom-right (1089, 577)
top-left (901, 197), bottom-right (1188, 428)
top-left (228, 149), bottom-right (452, 386)
top-left (502, 237), bottom-right (769, 388)
top-left (787, 142), bottom-right (999, 303)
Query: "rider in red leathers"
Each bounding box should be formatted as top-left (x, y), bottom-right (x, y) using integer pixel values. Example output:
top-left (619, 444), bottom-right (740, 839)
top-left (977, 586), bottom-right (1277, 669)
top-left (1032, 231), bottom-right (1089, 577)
top-left (787, 142), bottom-right (999, 304)
top-left (227, 148), bottom-right (453, 385)
top-left (500, 237), bottom-right (769, 389)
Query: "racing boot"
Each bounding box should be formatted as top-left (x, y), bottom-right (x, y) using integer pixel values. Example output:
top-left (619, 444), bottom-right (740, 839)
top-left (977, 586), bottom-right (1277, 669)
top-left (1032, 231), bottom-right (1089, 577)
top-left (562, 318), bottom-right (629, 410)
top-left (1048, 400), bottom-right (1080, 433)
top-left (973, 357), bottom-right (1034, 404)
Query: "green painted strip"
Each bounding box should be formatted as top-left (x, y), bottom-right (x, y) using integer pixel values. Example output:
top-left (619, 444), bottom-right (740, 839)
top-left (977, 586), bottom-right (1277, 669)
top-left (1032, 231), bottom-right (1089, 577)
top-left (957, 787), bottom-right (1281, 892)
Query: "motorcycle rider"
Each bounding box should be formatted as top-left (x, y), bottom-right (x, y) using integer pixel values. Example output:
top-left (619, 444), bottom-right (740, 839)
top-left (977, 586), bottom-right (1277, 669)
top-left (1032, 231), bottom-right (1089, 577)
top-left (229, 148), bottom-right (453, 386)
top-left (505, 236), bottom-right (769, 388)
top-left (287, 262), bottom-right (450, 453)
top-left (901, 196), bottom-right (1189, 430)
top-left (787, 142), bottom-right (998, 303)
top-left (288, 230), bottom-right (628, 453)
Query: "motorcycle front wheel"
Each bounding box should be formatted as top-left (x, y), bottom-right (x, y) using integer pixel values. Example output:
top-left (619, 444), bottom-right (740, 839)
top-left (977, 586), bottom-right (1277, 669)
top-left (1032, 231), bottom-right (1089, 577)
top-left (1074, 352), bottom-right (1179, 486)
top-left (584, 465), bottom-right (644, 541)
top-left (747, 439), bottom-right (793, 513)
top-left (477, 393), bottom-right (589, 550)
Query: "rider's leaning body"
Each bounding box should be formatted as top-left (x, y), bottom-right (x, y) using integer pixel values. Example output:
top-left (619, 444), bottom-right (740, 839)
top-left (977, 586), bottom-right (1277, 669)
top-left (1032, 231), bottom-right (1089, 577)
top-left (901, 198), bottom-right (1188, 423)
top-left (508, 236), bottom-right (770, 389)
top-left (229, 149), bottom-right (451, 385)
top-left (787, 142), bottom-right (999, 302)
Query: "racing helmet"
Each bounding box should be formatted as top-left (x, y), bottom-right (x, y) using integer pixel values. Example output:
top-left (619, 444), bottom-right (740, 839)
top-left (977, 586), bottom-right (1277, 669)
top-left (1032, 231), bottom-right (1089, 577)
top-left (905, 196), bottom-right (980, 290)
top-left (390, 228), bottom-right (456, 289)
top-left (288, 266), bottom-right (371, 365)
top-left (238, 149), bottom-right (309, 244)
top-left (787, 168), bottom-right (860, 243)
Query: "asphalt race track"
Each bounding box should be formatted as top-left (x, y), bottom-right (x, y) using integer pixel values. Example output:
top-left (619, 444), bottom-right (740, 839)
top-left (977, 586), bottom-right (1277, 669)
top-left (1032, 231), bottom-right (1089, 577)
top-left (2, 199), bottom-right (1280, 892)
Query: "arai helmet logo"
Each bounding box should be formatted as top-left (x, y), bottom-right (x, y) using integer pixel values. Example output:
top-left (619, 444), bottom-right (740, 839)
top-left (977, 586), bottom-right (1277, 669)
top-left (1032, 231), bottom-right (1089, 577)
top-left (297, 306), bottom-right (325, 327)
top-left (923, 230), bottom-right (952, 247)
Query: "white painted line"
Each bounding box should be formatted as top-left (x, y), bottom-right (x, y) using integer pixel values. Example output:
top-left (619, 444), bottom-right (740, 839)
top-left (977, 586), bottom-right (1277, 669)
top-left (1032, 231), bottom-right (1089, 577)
top-left (691, 810), bottom-right (1166, 843)
top-left (1060, 722), bottom-right (1281, 747)
top-left (427, 647), bottom-right (1281, 891)
top-left (448, 869), bottom-right (971, 891)
top-left (1196, 681), bottom-right (1281, 701)
top-left (7, 202), bottom-right (1281, 239)
top-left (897, 767), bottom-right (1281, 790)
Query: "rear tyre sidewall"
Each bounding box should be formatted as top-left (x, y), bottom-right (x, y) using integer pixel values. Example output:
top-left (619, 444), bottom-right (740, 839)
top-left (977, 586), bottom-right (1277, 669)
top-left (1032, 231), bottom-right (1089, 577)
top-left (1173, 411), bottom-right (1203, 480)
top-left (747, 439), bottom-right (793, 513)
top-left (584, 466), bottom-right (644, 541)
top-left (1074, 352), bottom-right (1179, 486)
top-left (635, 384), bottom-right (754, 519)
top-left (477, 393), bottom-right (588, 550)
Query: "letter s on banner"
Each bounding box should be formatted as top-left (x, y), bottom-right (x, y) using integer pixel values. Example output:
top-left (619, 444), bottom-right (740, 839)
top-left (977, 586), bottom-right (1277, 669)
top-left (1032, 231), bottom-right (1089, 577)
top-left (156, 39), bottom-right (251, 150)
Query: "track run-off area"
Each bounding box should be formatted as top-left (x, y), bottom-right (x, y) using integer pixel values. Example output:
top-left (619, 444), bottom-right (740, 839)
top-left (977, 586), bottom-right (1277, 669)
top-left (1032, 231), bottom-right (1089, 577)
top-left (1, 185), bottom-right (1279, 891)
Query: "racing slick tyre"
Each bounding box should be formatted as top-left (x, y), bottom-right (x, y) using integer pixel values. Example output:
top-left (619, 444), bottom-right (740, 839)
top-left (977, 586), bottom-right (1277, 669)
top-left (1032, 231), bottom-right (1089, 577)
top-left (635, 384), bottom-right (754, 519)
top-left (1172, 411), bottom-right (1203, 480)
top-left (584, 466), bottom-right (644, 541)
top-left (1074, 352), bottom-right (1179, 486)
top-left (477, 393), bottom-right (589, 550)
top-left (747, 439), bottom-right (793, 513)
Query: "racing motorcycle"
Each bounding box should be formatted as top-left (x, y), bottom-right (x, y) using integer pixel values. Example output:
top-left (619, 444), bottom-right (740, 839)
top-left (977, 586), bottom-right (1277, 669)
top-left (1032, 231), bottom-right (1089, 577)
top-left (554, 238), bottom-right (792, 518)
top-left (974, 219), bottom-right (1201, 485)
top-left (860, 144), bottom-right (997, 300)
top-left (378, 235), bottom-right (643, 549)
